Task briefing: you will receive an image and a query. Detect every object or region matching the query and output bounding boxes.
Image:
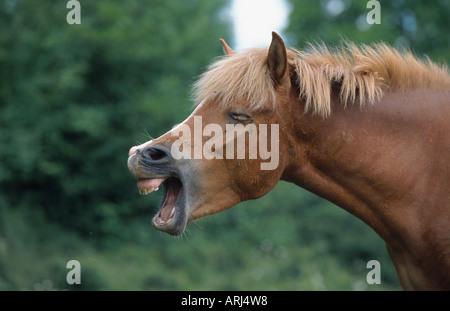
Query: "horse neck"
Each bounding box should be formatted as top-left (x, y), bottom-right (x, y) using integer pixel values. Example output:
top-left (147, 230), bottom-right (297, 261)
top-left (281, 90), bottom-right (446, 248)
top-left (280, 86), bottom-right (450, 290)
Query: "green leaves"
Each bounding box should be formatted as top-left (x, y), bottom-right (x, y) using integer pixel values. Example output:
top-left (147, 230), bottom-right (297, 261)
top-left (0, 0), bottom-right (229, 238)
top-left (286, 0), bottom-right (450, 62)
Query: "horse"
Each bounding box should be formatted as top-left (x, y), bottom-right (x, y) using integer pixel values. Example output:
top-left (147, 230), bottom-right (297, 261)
top-left (127, 32), bottom-right (450, 290)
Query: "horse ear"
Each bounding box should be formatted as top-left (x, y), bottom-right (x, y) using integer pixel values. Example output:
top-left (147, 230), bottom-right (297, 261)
top-left (219, 38), bottom-right (236, 56)
top-left (267, 31), bottom-right (288, 84)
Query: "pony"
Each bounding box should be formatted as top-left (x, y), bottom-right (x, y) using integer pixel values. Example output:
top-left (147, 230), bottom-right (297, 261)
top-left (127, 32), bottom-right (450, 290)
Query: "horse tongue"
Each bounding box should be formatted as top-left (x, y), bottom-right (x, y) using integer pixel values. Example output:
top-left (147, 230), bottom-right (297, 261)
top-left (160, 206), bottom-right (175, 222)
top-left (159, 182), bottom-right (178, 222)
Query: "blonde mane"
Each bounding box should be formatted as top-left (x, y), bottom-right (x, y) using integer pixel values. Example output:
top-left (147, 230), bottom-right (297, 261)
top-left (193, 42), bottom-right (450, 117)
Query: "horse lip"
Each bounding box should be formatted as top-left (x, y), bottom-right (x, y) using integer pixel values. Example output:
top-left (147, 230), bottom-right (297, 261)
top-left (127, 153), bottom-right (139, 177)
top-left (128, 152), bottom-right (172, 180)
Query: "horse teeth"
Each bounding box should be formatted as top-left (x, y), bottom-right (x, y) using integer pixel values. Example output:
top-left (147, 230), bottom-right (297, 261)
top-left (139, 187), bottom-right (156, 195)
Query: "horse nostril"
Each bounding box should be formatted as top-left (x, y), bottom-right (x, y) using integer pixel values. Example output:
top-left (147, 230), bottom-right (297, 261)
top-left (142, 146), bottom-right (171, 162)
top-left (149, 149), bottom-right (165, 161)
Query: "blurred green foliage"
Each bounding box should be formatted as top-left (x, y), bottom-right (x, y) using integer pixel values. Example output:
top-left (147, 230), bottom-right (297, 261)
top-left (0, 0), bottom-right (230, 240)
top-left (0, 0), bottom-right (447, 291)
top-left (286, 0), bottom-right (450, 62)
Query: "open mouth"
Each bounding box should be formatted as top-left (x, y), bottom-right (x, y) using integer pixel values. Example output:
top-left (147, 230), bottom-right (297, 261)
top-left (137, 176), bottom-right (186, 235)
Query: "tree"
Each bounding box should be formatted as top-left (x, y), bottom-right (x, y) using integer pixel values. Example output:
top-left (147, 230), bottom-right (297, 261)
top-left (285, 0), bottom-right (450, 62)
top-left (0, 0), bottom-right (230, 239)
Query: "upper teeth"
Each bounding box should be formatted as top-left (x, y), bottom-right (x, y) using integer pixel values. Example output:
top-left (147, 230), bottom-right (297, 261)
top-left (139, 187), bottom-right (159, 195)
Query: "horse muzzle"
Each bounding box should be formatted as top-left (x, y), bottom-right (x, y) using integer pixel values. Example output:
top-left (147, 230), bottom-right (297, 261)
top-left (128, 144), bottom-right (190, 236)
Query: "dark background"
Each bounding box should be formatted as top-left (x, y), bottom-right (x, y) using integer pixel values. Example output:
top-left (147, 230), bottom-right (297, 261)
top-left (0, 0), bottom-right (448, 290)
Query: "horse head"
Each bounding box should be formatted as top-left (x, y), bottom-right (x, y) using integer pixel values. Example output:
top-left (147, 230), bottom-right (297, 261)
top-left (127, 32), bottom-right (297, 236)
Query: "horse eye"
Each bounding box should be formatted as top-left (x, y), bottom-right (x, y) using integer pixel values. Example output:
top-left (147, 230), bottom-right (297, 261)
top-left (229, 112), bottom-right (251, 122)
